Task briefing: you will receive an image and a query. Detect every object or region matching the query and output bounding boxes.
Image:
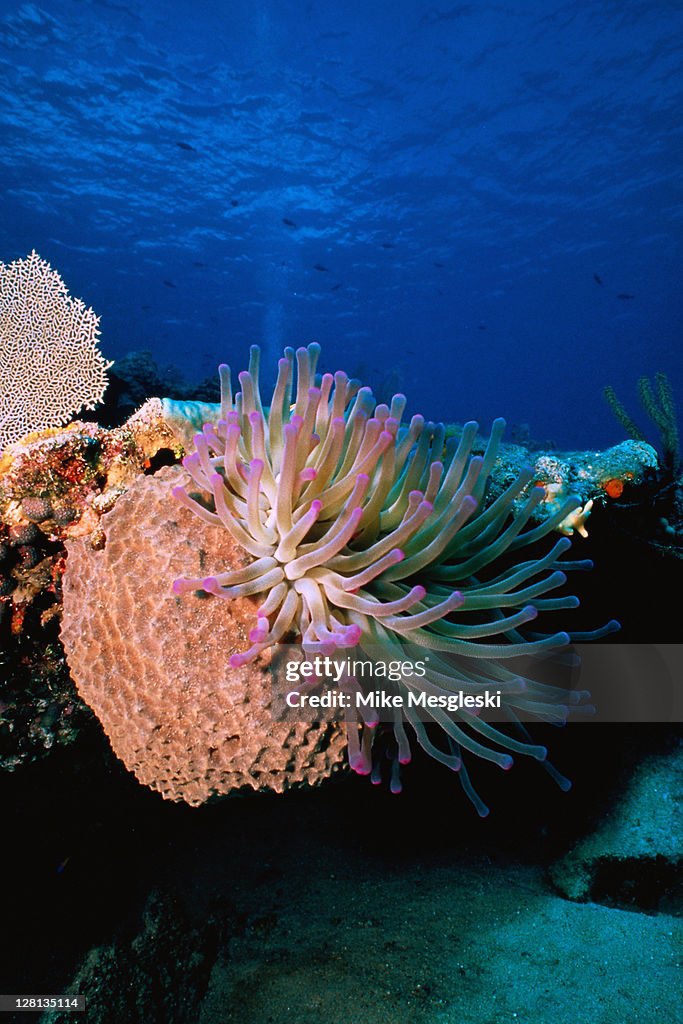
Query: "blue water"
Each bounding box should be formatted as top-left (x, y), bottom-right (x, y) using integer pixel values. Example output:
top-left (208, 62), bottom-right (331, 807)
top-left (1, 0), bottom-right (681, 449)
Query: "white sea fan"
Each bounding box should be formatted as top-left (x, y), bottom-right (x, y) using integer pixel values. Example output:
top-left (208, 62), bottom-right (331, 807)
top-left (0, 250), bottom-right (111, 450)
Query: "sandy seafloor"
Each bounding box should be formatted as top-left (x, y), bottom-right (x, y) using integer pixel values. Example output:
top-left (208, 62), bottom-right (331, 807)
top-left (192, 778), bottom-right (682, 1024)
top-left (1, 718), bottom-right (679, 1024)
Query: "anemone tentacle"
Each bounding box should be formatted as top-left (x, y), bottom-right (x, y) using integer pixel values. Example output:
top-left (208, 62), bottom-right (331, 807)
top-left (173, 343), bottom-right (615, 813)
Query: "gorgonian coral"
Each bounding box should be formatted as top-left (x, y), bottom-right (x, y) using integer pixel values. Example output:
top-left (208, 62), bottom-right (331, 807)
top-left (0, 251), bottom-right (111, 450)
top-left (173, 344), bottom-right (617, 814)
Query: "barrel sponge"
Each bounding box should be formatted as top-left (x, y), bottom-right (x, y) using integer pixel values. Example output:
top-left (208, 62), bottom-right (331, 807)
top-left (60, 465), bottom-right (347, 805)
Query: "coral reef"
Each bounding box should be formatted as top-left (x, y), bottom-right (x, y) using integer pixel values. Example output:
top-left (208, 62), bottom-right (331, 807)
top-left (0, 622), bottom-right (88, 772)
top-left (95, 344), bottom-right (616, 814)
top-left (98, 349), bottom-right (222, 428)
top-left (0, 408), bottom-right (181, 771)
top-left (60, 466), bottom-right (348, 805)
top-left (0, 251), bottom-right (111, 450)
top-left (165, 406), bottom-right (657, 537)
top-left (604, 373), bottom-right (683, 558)
top-left (3, 345), bottom-right (663, 811)
top-left (495, 439), bottom-right (658, 537)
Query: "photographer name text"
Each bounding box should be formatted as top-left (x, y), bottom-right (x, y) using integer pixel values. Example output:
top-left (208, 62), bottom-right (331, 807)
top-left (285, 689), bottom-right (502, 711)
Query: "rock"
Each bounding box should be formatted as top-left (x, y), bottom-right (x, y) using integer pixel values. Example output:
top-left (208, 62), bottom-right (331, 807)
top-left (549, 740), bottom-right (683, 909)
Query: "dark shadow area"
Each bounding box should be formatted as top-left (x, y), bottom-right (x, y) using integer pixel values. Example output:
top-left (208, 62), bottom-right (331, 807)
top-left (590, 856), bottom-right (683, 916)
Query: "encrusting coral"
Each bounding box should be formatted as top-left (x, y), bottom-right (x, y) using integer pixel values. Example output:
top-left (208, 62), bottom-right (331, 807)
top-left (0, 403), bottom-right (184, 771)
top-left (58, 344), bottom-right (622, 815)
top-left (0, 251), bottom-right (111, 450)
top-left (165, 400), bottom-right (658, 539)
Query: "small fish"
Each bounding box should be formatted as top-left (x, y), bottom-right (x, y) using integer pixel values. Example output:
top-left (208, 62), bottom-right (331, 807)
top-left (176, 141), bottom-right (197, 152)
top-left (433, 261), bottom-right (446, 268)
top-left (331, 283), bottom-right (342, 291)
top-left (163, 279), bottom-right (176, 288)
top-left (381, 242), bottom-right (395, 249)
top-left (313, 263), bottom-right (329, 272)
top-left (192, 261), bottom-right (207, 267)
top-left (230, 199), bottom-right (239, 207)
top-left (477, 323), bottom-right (487, 331)
top-left (617, 292), bottom-right (635, 300)
top-left (282, 217), bottom-right (297, 227)
top-left (593, 273), bottom-right (604, 286)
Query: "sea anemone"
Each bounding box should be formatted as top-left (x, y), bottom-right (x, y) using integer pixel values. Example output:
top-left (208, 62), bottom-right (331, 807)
top-left (173, 344), bottom-right (617, 814)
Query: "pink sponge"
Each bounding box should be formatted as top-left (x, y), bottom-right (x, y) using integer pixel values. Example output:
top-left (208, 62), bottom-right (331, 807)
top-left (60, 465), bottom-right (347, 806)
